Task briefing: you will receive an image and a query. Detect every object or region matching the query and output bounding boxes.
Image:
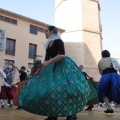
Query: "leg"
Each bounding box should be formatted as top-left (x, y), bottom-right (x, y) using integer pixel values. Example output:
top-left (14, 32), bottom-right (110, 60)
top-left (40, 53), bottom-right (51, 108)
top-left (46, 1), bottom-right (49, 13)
top-left (9, 100), bottom-right (13, 107)
top-left (1, 99), bottom-right (5, 109)
top-left (7, 87), bottom-right (15, 108)
top-left (85, 105), bottom-right (94, 110)
top-left (0, 86), bottom-right (7, 108)
top-left (103, 96), bottom-right (114, 113)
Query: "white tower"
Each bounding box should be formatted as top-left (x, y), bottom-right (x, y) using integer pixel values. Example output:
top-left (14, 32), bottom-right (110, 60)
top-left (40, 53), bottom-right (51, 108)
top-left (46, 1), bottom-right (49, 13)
top-left (55, 0), bottom-right (102, 80)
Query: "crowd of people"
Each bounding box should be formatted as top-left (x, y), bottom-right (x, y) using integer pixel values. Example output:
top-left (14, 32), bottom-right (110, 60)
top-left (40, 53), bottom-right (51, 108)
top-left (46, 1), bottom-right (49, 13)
top-left (0, 25), bottom-right (120, 120)
top-left (0, 64), bottom-right (28, 109)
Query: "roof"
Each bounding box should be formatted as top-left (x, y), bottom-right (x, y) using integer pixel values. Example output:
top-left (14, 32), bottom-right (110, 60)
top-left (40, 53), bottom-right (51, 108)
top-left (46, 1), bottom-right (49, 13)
top-left (0, 8), bottom-right (65, 33)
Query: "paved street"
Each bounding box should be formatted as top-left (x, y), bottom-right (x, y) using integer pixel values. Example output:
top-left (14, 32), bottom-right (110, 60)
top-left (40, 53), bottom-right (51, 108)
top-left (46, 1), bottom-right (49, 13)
top-left (0, 106), bottom-right (120, 120)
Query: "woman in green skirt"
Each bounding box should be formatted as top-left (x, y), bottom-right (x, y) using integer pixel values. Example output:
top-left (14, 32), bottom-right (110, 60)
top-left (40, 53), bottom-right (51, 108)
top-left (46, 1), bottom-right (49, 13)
top-left (79, 65), bottom-right (98, 110)
top-left (19, 26), bottom-right (91, 120)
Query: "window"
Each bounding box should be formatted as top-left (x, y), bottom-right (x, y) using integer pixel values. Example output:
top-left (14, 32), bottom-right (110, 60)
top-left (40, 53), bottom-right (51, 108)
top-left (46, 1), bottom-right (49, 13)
top-left (11, 19), bottom-right (17, 25)
top-left (5, 38), bottom-right (15, 56)
top-left (38, 27), bottom-right (43, 32)
top-left (28, 63), bottom-right (34, 68)
top-left (43, 29), bottom-right (47, 33)
top-left (0, 29), bottom-right (5, 51)
top-left (4, 17), bottom-right (10, 22)
top-left (30, 25), bottom-right (37, 35)
top-left (28, 63), bottom-right (34, 75)
top-left (0, 15), bottom-right (3, 20)
top-left (29, 43), bottom-right (37, 59)
top-left (30, 25), bottom-right (47, 34)
top-left (0, 15), bottom-right (17, 25)
top-left (4, 59), bottom-right (14, 69)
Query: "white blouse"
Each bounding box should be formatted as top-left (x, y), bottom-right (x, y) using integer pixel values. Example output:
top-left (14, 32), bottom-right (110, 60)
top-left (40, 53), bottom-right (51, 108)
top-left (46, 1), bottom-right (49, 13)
top-left (0, 68), bottom-right (11, 87)
top-left (112, 58), bottom-right (120, 72)
top-left (0, 68), bottom-right (6, 78)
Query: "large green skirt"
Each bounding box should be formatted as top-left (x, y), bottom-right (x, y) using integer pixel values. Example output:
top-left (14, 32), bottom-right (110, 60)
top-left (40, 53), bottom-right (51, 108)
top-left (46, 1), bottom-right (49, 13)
top-left (19, 57), bottom-right (90, 117)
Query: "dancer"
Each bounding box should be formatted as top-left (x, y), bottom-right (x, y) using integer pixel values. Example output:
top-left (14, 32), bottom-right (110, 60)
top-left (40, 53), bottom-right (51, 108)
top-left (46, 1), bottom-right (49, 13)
top-left (98, 50), bottom-right (120, 113)
top-left (12, 64), bottom-right (27, 109)
top-left (19, 26), bottom-right (91, 120)
top-left (0, 68), bottom-right (6, 106)
top-left (79, 65), bottom-right (98, 111)
top-left (0, 67), bottom-right (16, 108)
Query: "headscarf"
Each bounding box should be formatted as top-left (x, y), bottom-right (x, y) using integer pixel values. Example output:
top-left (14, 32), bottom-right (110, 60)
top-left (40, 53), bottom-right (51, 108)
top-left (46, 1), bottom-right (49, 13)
top-left (44, 34), bottom-right (61, 49)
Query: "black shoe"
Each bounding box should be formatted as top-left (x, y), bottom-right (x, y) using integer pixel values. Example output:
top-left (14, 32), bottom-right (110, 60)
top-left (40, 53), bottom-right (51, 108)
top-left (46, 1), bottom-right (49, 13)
top-left (8, 100), bottom-right (10, 104)
top-left (16, 106), bottom-right (21, 109)
top-left (85, 105), bottom-right (93, 110)
top-left (45, 117), bottom-right (57, 120)
top-left (104, 109), bottom-right (114, 113)
top-left (2, 105), bottom-right (4, 109)
top-left (45, 117), bottom-right (49, 120)
top-left (9, 104), bottom-right (13, 108)
top-left (66, 115), bottom-right (77, 120)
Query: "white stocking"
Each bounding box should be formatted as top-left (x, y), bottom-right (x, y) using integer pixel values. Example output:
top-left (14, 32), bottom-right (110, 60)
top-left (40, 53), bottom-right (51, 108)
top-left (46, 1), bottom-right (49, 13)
top-left (1, 99), bottom-right (5, 105)
top-left (103, 96), bottom-right (112, 110)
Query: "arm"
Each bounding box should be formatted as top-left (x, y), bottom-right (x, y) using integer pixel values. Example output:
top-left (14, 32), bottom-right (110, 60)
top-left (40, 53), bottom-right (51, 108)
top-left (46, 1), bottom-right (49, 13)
top-left (84, 72), bottom-right (98, 83)
top-left (45, 52), bottom-right (48, 61)
top-left (82, 72), bottom-right (88, 80)
top-left (85, 72), bottom-right (91, 79)
top-left (11, 67), bottom-right (17, 76)
top-left (2, 78), bottom-right (11, 87)
top-left (0, 68), bottom-right (11, 87)
top-left (112, 58), bottom-right (120, 72)
top-left (0, 68), bottom-right (6, 78)
top-left (10, 63), bottom-right (20, 72)
top-left (42, 40), bottom-right (65, 66)
top-left (43, 55), bottom-right (65, 66)
top-left (15, 82), bottom-right (20, 85)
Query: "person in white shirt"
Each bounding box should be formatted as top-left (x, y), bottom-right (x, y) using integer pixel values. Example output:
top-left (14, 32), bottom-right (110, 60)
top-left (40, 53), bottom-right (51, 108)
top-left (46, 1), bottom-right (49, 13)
top-left (0, 68), bottom-right (8, 89)
top-left (0, 68), bottom-right (8, 106)
top-left (98, 50), bottom-right (120, 113)
top-left (0, 67), bottom-right (16, 109)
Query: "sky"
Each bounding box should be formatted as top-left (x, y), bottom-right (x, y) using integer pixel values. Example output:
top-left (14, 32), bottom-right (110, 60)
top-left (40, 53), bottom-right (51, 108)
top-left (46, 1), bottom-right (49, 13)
top-left (99, 0), bottom-right (120, 54)
top-left (0, 0), bottom-right (120, 54)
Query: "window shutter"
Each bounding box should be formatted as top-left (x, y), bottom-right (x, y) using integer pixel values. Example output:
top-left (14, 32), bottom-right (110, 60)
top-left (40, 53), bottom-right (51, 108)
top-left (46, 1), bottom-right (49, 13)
top-left (0, 29), bottom-right (5, 51)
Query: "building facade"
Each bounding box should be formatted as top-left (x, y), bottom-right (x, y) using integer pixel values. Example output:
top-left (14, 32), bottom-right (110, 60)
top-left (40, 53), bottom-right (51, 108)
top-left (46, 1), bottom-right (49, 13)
top-left (55, 0), bottom-right (102, 81)
top-left (0, 8), bottom-right (64, 85)
top-left (0, 0), bottom-right (102, 85)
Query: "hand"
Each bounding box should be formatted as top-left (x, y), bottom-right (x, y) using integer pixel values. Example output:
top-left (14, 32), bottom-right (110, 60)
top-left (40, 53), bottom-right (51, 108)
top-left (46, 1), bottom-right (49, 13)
top-left (9, 85), bottom-right (12, 88)
top-left (12, 84), bottom-right (16, 86)
top-left (10, 62), bottom-right (15, 67)
top-left (90, 77), bottom-right (94, 80)
top-left (15, 82), bottom-right (19, 85)
top-left (42, 61), bottom-right (50, 67)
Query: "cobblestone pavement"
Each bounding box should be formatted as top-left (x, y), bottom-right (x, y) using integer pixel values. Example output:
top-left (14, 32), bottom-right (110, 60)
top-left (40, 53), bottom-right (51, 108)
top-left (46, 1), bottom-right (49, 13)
top-left (0, 106), bottom-right (120, 120)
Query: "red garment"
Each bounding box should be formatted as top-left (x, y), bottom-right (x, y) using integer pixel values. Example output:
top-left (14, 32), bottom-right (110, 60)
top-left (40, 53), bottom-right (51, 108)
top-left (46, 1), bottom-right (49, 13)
top-left (0, 85), bottom-right (16, 99)
top-left (90, 77), bottom-right (99, 84)
top-left (13, 81), bottom-right (25, 106)
top-left (34, 64), bottom-right (43, 75)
